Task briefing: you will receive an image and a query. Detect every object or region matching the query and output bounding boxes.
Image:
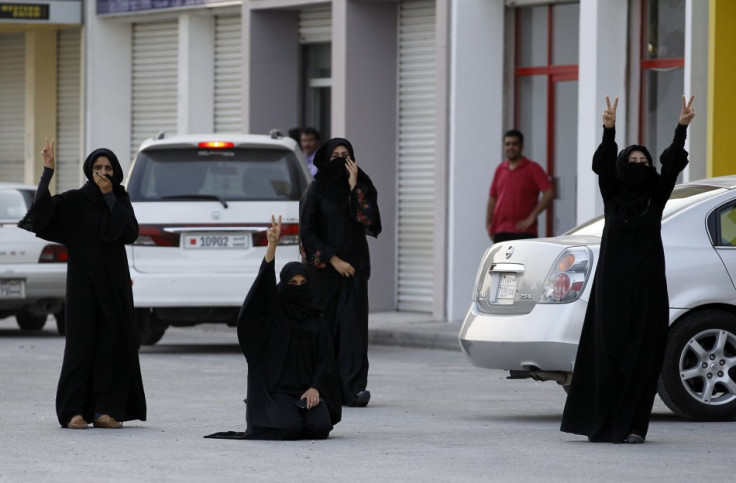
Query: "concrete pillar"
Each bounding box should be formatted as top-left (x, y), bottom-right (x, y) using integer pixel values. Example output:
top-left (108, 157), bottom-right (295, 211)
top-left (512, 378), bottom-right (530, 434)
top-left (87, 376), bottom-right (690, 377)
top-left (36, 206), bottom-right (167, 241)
top-left (447, 0), bottom-right (504, 321)
top-left (84, 1), bottom-right (132, 170)
top-left (244, 8), bottom-right (299, 135)
top-left (684, 0), bottom-right (708, 181)
top-left (575, 0), bottom-right (629, 223)
top-left (178, 13), bottom-right (215, 134)
top-left (24, 29), bottom-right (57, 187)
top-left (707, 0), bottom-right (736, 177)
top-left (333, 0), bottom-right (398, 312)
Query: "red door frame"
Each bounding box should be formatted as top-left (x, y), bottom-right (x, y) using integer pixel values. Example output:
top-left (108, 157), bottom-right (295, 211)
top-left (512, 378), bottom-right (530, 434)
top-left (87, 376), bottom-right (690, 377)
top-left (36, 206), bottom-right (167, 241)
top-left (513, 5), bottom-right (578, 236)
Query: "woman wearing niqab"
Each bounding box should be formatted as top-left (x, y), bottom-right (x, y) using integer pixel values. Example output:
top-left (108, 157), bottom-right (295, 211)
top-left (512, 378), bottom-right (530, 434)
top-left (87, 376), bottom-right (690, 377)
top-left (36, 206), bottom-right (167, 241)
top-left (560, 96), bottom-right (695, 444)
top-left (206, 216), bottom-right (341, 440)
top-left (19, 139), bottom-right (146, 429)
top-left (299, 138), bottom-right (382, 407)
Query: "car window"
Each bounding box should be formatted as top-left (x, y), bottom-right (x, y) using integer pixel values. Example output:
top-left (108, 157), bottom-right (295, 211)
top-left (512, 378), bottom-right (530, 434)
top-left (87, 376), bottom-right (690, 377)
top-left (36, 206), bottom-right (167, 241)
top-left (718, 205), bottom-right (736, 247)
top-left (0, 188), bottom-right (31, 221)
top-left (127, 147), bottom-right (307, 202)
top-left (567, 185), bottom-right (726, 236)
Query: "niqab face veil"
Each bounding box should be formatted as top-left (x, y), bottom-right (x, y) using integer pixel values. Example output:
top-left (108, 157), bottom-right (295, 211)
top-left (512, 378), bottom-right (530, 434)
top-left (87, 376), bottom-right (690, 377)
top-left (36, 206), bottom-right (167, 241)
top-left (277, 262), bottom-right (320, 320)
top-left (615, 144), bottom-right (657, 219)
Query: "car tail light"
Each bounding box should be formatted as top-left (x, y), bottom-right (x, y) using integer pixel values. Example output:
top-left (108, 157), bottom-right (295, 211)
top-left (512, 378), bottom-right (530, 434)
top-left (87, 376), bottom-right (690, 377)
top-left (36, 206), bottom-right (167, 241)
top-left (539, 247), bottom-right (592, 303)
top-left (198, 141), bottom-right (234, 149)
top-left (39, 244), bottom-right (68, 263)
top-left (134, 225), bottom-right (180, 247)
top-left (252, 223), bottom-right (299, 246)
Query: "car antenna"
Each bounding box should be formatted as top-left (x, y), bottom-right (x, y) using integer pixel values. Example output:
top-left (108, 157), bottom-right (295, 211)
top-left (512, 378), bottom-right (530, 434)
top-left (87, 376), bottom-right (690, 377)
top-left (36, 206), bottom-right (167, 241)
top-left (156, 130), bottom-right (166, 140)
top-left (269, 129), bottom-right (283, 139)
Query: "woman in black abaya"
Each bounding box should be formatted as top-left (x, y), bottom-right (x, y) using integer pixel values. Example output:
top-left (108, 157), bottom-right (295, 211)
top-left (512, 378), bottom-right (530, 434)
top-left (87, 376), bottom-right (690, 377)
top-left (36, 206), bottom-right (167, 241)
top-left (560, 96), bottom-right (694, 444)
top-left (19, 139), bottom-right (146, 429)
top-left (206, 216), bottom-right (341, 440)
top-left (299, 138), bottom-right (382, 407)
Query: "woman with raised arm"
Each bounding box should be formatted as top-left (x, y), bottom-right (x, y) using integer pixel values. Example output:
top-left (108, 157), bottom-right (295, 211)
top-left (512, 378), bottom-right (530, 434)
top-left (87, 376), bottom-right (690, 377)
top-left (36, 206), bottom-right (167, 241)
top-left (206, 215), bottom-right (341, 440)
top-left (299, 138), bottom-right (381, 407)
top-left (560, 96), bottom-right (695, 444)
top-left (19, 139), bottom-right (146, 430)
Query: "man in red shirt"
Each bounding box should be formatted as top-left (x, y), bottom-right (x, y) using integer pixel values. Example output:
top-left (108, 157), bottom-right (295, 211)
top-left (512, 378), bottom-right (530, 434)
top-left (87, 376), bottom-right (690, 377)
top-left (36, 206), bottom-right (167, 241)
top-left (486, 129), bottom-right (554, 243)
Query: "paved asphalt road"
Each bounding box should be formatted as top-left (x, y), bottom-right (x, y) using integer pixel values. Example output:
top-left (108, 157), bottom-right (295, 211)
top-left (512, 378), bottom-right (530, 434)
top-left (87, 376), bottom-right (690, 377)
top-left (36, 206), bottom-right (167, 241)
top-left (1, 320), bottom-right (734, 482)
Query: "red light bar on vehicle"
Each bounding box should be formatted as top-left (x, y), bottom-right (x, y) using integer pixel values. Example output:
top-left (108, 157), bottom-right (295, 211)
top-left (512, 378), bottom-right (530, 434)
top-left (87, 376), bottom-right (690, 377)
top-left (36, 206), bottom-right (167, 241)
top-left (198, 141), bottom-right (234, 149)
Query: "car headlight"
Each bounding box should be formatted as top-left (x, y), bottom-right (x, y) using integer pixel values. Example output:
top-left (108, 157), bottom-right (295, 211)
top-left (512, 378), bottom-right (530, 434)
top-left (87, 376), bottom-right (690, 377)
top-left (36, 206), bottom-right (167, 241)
top-left (539, 247), bottom-right (592, 304)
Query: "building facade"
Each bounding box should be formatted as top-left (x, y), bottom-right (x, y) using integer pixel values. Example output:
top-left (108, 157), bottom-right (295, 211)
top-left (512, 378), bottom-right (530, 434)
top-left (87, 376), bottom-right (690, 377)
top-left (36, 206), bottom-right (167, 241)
top-left (2, 0), bottom-right (734, 321)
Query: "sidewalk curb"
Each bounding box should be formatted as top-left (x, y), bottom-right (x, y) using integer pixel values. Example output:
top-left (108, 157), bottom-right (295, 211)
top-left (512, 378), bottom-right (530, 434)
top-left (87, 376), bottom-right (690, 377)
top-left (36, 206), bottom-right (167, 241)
top-left (369, 327), bottom-right (461, 351)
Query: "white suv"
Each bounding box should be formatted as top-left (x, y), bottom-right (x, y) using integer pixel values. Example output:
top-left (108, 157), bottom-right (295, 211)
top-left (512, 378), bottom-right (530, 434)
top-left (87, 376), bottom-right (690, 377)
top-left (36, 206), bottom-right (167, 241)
top-left (125, 132), bottom-right (309, 344)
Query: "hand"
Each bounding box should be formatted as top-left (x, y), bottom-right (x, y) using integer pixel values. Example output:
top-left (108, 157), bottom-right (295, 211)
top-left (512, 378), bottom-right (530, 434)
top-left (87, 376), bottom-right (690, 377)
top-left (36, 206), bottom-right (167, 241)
top-left (330, 255), bottom-right (355, 278)
top-left (267, 214), bottom-right (282, 245)
top-left (300, 387), bottom-right (320, 410)
top-left (679, 95), bottom-right (695, 125)
top-left (602, 96), bottom-right (618, 129)
top-left (93, 172), bottom-right (113, 194)
top-left (345, 157), bottom-right (358, 190)
top-left (515, 216), bottom-right (534, 231)
top-left (41, 137), bottom-right (55, 169)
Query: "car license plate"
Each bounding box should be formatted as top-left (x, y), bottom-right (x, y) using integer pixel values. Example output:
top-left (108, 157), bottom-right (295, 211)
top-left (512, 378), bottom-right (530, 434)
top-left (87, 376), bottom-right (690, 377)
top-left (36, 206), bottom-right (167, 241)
top-left (495, 273), bottom-right (517, 302)
top-left (183, 233), bottom-right (250, 249)
top-left (0, 279), bottom-right (25, 299)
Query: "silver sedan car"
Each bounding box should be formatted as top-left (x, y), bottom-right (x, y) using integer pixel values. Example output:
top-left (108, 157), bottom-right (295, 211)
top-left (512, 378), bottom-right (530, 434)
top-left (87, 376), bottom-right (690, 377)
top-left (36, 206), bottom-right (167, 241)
top-left (459, 175), bottom-right (736, 421)
top-left (0, 183), bottom-right (67, 333)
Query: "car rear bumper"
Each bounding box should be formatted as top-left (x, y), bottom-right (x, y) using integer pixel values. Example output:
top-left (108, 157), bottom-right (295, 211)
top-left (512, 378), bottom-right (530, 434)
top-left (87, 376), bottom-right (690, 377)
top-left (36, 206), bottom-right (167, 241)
top-left (458, 300), bottom-right (588, 372)
top-left (131, 270), bottom-right (257, 307)
top-left (0, 264), bottom-right (66, 312)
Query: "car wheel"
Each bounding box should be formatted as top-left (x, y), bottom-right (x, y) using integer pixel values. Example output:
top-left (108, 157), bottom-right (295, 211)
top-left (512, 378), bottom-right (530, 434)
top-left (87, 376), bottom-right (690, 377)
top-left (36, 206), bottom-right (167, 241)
top-left (16, 311), bottom-right (47, 331)
top-left (658, 310), bottom-right (736, 421)
top-left (136, 308), bottom-right (167, 346)
top-left (55, 307), bottom-right (65, 336)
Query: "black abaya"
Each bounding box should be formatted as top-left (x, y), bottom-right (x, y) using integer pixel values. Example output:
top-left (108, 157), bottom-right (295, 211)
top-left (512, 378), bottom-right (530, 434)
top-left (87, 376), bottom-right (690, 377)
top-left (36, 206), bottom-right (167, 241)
top-left (206, 259), bottom-right (341, 440)
top-left (560, 125), bottom-right (689, 442)
top-left (299, 138), bottom-right (382, 405)
top-left (19, 149), bottom-right (146, 427)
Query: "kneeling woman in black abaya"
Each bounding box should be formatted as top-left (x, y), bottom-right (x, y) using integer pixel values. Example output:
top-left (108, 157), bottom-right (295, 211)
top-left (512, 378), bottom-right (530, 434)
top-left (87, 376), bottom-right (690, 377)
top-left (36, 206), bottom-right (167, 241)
top-left (206, 216), bottom-right (341, 440)
top-left (560, 96), bottom-right (694, 444)
top-left (19, 139), bottom-right (146, 430)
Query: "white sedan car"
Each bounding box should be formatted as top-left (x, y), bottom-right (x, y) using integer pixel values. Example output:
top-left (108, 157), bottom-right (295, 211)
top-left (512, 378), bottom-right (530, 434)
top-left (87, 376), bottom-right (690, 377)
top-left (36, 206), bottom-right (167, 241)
top-left (0, 183), bottom-right (67, 333)
top-left (459, 175), bottom-right (736, 421)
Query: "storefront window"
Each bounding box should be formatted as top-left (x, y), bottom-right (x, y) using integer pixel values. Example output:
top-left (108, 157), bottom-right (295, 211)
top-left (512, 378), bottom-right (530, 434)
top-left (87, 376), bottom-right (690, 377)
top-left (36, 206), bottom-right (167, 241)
top-left (639, 0), bottom-right (685, 156)
top-left (514, 2), bottom-right (579, 236)
top-left (301, 42), bottom-right (331, 138)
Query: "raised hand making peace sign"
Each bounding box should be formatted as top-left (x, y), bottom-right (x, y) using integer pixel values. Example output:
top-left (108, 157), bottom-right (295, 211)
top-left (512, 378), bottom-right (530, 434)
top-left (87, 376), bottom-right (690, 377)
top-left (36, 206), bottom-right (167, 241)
top-left (41, 137), bottom-right (56, 170)
top-left (602, 96), bottom-right (618, 129)
top-left (264, 214), bottom-right (282, 263)
top-left (679, 95), bottom-right (695, 126)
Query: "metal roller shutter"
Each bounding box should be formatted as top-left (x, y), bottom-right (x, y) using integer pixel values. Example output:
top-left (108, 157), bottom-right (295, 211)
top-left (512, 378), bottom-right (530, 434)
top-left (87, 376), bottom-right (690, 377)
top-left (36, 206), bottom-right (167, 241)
top-left (0, 33), bottom-right (26, 183)
top-left (299, 7), bottom-right (331, 44)
top-left (56, 29), bottom-right (83, 192)
top-left (397, 1), bottom-right (436, 312)
top-left (214, 15), bottom-right (242, 133)
top-left (131, 21), bottom-right (178, 155)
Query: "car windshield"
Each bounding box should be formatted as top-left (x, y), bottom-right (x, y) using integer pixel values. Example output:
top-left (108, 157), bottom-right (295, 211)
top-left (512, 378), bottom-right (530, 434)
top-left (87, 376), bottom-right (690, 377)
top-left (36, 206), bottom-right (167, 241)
top-left (0, 188), bottom-right (31, 221)
top-left (568, 185), bottom-right (725, 236)
top-left (127, 147), bottom-right (307, 202)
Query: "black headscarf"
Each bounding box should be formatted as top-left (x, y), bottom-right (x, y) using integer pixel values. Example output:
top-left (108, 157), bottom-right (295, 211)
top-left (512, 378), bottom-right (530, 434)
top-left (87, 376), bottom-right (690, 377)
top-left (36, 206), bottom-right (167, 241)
top-left (615, 145), bottom-right (658, 220)
top-left (81, 148), bottom-right (127, 197)
top-left (277, 262), bottom-right (321, 320)
top-left (313, 138), bottom-right (376, 211)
